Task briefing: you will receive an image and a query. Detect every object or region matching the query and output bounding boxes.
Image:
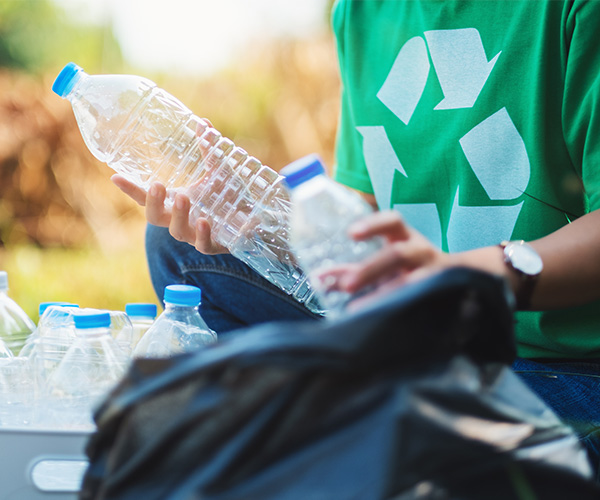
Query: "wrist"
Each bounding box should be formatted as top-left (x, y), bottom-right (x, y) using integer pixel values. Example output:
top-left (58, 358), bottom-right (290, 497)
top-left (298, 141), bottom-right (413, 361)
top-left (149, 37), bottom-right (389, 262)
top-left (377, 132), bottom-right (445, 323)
top-left (499, 240), bottom-right (543, 310)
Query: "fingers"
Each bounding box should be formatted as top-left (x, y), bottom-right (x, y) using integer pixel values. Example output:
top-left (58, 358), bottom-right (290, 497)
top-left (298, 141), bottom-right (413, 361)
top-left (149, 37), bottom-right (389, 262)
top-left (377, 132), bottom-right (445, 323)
top-left (145, 183), bottom-right (172, 227)
top-left (336, 244), bottom-right (407, 293)
top-left (111, 175), bottom-right (148, 206)
top-left (169, 193), bottom-right (196, 243)
top-left (193, 219), bottom-right (228, 255)
top-left (169, 195), bottom-right (227, 254)
top-left (326, 231), bottom-right (442, 294)
top-left (349, 210), bottom-right (411, 242)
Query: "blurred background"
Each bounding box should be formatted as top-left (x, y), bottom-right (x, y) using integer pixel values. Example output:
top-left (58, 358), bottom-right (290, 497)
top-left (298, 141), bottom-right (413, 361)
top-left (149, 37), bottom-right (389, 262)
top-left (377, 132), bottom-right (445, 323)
top-left (0, 0), bottom-right (339, 321)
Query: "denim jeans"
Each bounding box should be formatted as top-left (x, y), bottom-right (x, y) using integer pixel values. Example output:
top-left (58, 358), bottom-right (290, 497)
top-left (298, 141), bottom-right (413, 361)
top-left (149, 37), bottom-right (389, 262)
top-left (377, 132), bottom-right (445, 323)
top-left (512, 357), bottom-right (600, 482)
top-left (145, 224), bottom-right (600, 480)
top-left (145, 224), bottom-right (321, 337)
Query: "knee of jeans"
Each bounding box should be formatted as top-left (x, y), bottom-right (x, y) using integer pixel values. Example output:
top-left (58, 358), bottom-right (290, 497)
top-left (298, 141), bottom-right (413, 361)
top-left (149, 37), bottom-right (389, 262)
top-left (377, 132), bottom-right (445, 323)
top-left (145, 224), bottom-right (191, 266)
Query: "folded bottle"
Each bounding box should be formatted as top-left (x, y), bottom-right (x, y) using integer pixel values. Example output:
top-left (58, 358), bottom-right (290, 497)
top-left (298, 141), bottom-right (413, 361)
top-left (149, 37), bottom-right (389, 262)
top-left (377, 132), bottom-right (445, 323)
top-left (52, 63), bottom-right (321, 314)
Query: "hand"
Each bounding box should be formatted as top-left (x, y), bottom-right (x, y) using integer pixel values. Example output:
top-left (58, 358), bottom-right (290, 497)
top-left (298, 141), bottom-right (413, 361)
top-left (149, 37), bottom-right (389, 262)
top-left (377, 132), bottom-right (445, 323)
top-left (315, 210), bottom-right (452, 309)
top-left (111, 174), bottom-right (228, 255)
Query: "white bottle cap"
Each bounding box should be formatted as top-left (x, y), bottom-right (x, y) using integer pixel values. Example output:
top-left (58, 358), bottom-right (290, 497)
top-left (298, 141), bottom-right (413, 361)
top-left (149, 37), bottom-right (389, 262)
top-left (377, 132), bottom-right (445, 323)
top-left (0, 271), bottom-right (7, 291)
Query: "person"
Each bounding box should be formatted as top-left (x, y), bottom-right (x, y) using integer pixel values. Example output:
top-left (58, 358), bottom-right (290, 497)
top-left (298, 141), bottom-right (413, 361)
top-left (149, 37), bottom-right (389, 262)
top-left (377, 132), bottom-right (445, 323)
top-left (112, 0), bottom-right (600, 480)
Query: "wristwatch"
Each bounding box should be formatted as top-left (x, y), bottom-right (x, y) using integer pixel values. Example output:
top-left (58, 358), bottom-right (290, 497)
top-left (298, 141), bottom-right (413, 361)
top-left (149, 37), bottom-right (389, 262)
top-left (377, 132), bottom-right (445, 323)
top-left (499, 240), bottom-right (543, 310)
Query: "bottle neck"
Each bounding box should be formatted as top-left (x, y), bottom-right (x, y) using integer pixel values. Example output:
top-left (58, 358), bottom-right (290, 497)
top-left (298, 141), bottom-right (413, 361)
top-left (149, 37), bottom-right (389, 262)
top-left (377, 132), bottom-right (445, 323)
top-left (64, 71), bottom-right (86, 100)
top-left (75, 326), bottom-right (111, 339)
top-left (165, 303), bottom-right (198, 312)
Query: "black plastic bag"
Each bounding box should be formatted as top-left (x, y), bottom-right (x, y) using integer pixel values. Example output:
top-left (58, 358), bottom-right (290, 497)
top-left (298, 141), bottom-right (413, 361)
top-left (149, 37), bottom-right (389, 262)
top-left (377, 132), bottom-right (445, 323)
top-left (81, 268), bottom-right (600, 499)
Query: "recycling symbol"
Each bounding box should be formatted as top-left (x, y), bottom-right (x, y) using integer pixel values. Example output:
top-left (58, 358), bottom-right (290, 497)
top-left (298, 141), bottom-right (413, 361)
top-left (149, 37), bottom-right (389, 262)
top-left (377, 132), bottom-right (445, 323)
top-left (356, 28), bottom-right (530, 252)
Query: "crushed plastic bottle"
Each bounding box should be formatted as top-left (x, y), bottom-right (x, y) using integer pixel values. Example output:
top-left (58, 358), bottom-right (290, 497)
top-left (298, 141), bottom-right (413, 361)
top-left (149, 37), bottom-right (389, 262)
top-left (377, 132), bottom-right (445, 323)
top-left (133, 285), bottom-right (217, 358)
top-left (52, 63), bottom-right (321, 314)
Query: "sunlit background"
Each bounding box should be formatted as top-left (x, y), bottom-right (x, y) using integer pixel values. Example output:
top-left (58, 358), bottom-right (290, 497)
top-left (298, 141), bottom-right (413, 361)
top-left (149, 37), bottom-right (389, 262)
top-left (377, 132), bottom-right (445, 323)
top-left (0, 0), bottom-right (339, 320)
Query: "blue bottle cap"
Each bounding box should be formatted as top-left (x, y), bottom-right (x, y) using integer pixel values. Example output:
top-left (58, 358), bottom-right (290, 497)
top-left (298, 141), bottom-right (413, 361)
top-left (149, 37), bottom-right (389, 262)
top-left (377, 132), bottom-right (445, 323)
top-left (73, 310), bottom-right (111, 329)
top-left (126, 303), bottom-right (158, 318)
top-left (163, 285), bottom-right (201, 307)
top-left (0, 271), bottom-right (7, 290)
top-left (280, 154), bottom-right (326, 190)
top-left (52, 62), bottom-right (84, 98)
top-left (38, 302), bottom-right (79, 316)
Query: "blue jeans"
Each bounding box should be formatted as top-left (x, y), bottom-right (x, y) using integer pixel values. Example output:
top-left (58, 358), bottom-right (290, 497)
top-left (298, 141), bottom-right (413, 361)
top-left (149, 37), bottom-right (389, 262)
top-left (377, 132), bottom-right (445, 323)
top-left (512, 357), bottom-right (600, 482)
top-left (145, 224), bottom-right (321, 337)
top-left (145, 224), bottom-right (600, 480)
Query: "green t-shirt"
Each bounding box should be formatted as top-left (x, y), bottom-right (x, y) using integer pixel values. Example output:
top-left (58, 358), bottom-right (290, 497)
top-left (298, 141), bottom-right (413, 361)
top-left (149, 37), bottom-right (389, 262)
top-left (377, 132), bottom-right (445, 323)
top-left (332, 0), bottom-right (600, 359)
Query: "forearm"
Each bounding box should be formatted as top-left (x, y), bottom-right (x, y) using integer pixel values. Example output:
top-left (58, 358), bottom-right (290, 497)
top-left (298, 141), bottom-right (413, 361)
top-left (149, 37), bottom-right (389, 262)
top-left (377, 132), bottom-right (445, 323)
top-left (451, 209), bottom-right (600, 310)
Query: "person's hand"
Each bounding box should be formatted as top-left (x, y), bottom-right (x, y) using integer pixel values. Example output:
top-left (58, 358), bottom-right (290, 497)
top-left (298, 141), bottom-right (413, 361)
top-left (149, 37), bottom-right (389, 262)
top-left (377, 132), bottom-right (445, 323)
top-left (111, 174), bottom-right (228, 255)
top-left (315, 210), bottom-right (452, 309)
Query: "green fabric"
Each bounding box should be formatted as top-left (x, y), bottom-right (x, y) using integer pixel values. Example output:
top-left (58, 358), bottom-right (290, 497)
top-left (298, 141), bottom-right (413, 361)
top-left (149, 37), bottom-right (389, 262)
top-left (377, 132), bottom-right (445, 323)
top-left (332, 0), bottom-right (600, 359)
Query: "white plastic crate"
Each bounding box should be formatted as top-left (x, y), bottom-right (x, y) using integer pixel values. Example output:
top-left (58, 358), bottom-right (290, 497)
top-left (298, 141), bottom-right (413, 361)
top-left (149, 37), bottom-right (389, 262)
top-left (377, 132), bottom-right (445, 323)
top-left (0, 427), bottom-right (91, 499)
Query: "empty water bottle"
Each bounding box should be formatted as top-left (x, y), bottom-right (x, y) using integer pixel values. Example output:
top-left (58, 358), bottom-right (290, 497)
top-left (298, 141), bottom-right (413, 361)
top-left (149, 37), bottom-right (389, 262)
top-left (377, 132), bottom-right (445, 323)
top-left (0, 271), bottom-right (36, 355)
top-left (27, 304), bottom-right (78, 398)
top-left (0, 356), bottom-right (34, 427)
top-left (44, 309), bottom-right (129, 430)
top-left (281, 155), bottom-right (382, 314)
top-left (109, 310), bottom-right (135, 355)
top-left (125, 303), bottom-right (158, 348)
top-left (19, 302), bottom-right (78, 359)
top-left (52, 63), bottom-right (321, 313)
top-left (0, 338), bottom-right (12, 359)
top-left (133, 285), bottom-right (217, 358)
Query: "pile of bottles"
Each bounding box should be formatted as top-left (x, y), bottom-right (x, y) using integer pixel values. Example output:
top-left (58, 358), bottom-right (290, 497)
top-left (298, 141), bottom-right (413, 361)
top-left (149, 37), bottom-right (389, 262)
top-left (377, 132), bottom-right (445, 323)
top-left (0, 271), bottom-right (216, 431)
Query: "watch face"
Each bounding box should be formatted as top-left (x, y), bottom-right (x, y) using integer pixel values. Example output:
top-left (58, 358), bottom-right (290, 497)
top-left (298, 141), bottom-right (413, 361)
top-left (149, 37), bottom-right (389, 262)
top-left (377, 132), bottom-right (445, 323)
top-left (506, 242), bottom-right (543, 276)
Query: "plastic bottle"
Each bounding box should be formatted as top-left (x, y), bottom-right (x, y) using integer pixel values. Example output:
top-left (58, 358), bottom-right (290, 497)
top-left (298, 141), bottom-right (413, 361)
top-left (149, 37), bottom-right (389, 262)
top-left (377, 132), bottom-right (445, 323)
top-left (44, 309), bottom-right (129, 430)
top-left (281, 154), bottom-right (383, 314)
top-left (109, 310), bottom-right (135, 356)
top-left (0, 338), bottom-right (12, 359)
top-left (26, 304), bottom-right (79, 397)
top-left (52, 63), bottom-right (321, 314)
top-left (0, 271), bottom-right (36, 356)
top-left (133, 285), bottom-right (217, 359)
top-left (0, 356), bottom-right (34, 427)
top-left (125, 303), bottom-right (158, 349)
top-left (19, 302), bottom-right (78, 359)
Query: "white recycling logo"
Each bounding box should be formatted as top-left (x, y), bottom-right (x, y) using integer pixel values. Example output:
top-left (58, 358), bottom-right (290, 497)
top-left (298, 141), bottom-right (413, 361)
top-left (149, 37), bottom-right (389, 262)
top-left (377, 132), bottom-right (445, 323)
top-left (357, 28), bottom-right (530, 252)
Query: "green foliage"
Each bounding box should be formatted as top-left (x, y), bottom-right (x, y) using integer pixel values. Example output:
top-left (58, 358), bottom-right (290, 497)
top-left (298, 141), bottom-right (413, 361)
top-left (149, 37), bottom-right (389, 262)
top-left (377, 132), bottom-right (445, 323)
top-left (0, 0), bottom-right (122, 74)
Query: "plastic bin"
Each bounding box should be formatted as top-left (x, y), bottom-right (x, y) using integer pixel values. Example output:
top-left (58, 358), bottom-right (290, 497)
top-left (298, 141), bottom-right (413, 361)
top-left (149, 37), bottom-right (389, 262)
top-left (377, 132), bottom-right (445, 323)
top-left (0, 427), bottom-right (91, 499)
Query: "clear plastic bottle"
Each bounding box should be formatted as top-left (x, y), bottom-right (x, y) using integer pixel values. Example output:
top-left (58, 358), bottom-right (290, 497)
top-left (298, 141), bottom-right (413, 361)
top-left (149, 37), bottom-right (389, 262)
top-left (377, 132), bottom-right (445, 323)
top-left (44, 309), bottom-right (129, 430)
top-left (0, 271), bottom-right (36, 356)
top-left (52, 62), bottom-right (321, 314)
top-left (281, 154), bottom-right (383, 314)
top-left (133, 285), bottom-right (217, 359)
top-left (0, 356), bottom-right (34, 427)
top-left (26, 304), bottom-right (79, 395)
top-left (0, 339), bottom-right (12, 359)
top-left (19, 302), bottom-right (78, 359)
top-left (109, 310), bottom-right (135, 356)
top-left (125, 303), bottom-right (158, 349)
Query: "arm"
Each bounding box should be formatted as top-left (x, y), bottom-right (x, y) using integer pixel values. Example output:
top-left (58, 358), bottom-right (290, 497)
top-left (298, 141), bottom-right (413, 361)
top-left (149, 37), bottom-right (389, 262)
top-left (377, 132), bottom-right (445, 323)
top-left (324, 209), bottom-right (600, 311)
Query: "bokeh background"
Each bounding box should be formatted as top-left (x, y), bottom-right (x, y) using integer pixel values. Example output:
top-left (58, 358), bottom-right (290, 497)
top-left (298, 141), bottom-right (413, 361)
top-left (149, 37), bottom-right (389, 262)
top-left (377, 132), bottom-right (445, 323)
top-left (0, 0), bottom-right (339, 321)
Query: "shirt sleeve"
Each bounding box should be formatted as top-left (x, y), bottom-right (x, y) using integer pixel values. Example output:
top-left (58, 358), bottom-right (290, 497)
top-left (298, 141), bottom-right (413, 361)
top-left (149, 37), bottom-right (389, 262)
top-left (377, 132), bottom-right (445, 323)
top-left (331, 0), bottom-right (375, 195)
top-left (562, 1), bottom-right (600, 212)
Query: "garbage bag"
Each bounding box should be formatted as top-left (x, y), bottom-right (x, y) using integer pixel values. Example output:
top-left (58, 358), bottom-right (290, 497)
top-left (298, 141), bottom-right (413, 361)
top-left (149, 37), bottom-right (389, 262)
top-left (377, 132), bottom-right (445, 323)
top-left (80, 268), bottom-right (600, 499)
